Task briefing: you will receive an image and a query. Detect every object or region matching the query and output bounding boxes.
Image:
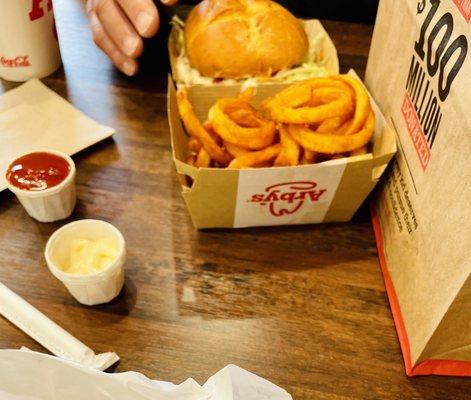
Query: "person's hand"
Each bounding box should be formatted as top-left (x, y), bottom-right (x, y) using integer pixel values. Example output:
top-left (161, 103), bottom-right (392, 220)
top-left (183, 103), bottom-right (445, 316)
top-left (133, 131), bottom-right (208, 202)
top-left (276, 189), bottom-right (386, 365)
top-left (87, 0), bottom-right (177, 76)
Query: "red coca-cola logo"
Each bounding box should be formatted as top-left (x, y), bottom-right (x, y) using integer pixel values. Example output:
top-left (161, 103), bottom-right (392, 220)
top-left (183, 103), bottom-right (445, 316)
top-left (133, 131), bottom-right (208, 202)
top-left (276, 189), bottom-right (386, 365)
top-left (0, 56), bottom-right (31, 68)
top-left (29, 0), bottom-right (53, 22)
top-left (29, 0), bottom-right (58, 41)
top-left (249, 181), bottom-right (327, 217)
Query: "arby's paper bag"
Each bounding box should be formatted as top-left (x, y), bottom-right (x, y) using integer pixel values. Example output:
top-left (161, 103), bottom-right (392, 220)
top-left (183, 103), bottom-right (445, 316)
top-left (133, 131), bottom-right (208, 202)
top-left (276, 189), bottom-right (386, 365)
top-left (366, 0), bottom-right (471, 376)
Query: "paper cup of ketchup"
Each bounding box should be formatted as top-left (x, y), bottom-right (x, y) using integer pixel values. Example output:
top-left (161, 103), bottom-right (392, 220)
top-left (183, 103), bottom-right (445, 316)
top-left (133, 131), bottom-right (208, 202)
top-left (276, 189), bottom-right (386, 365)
top-left (5, 150), bottom-right (76, 222)
top-left (45, 219), bottom-right (126, 306)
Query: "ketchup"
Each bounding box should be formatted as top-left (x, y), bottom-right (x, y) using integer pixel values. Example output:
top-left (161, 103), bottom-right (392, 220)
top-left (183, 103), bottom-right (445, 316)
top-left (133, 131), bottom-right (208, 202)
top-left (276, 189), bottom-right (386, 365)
top-left (6, 152), bottom-right (71, 191)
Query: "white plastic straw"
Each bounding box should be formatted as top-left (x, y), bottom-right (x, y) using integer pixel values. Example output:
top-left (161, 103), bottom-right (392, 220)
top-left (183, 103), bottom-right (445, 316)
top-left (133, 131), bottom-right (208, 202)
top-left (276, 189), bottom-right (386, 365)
top-left (0, 282), bottom-right (119, 371)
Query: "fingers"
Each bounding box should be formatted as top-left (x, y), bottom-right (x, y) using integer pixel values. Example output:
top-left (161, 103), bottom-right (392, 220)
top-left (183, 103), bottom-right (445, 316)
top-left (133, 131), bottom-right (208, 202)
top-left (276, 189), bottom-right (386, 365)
top-left (93, 0), bottom-right (144, 58)
top-left (160, 0), bottom-right (179, 5)
top-left (115, 0), bottom-right (159, 38)
top-left (88, 0), bottom-right (177, 76)
top-left (86, 0), bottom-right (94, 14)
top-left (89, 11), bottom-right (138, 76)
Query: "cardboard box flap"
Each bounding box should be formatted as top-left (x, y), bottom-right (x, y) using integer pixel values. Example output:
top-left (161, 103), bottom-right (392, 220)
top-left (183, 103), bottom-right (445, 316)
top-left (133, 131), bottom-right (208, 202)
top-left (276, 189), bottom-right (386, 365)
top-left (371, 120), bottom-right (397, 181)
top-left (305, 19), bottom-right (340, 75)
top-left (168, 24), bottom-right (180, 81)
top-left (347, 70), bottom-right (397, 182)
top-left (168, 77), bottom-right (197, 186)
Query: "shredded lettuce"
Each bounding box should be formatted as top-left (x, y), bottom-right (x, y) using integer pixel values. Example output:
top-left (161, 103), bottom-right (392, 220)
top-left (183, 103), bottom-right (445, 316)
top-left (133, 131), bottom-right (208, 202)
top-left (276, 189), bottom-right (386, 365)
top-left (170, 16), bottom-right (331, 86)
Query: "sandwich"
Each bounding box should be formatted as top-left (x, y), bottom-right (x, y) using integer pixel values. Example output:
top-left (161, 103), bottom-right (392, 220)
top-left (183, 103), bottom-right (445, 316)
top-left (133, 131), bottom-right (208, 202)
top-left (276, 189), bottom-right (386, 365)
top-left (169, 0), bottom-right (336, 86)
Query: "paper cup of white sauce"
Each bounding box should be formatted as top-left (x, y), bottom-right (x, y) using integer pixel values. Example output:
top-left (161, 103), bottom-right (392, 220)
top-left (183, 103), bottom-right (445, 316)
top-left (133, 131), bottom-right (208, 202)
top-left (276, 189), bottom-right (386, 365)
top-left (4, 150), bottom-right (76, 223)
top-left (45, 219), bottom-right (126, 306)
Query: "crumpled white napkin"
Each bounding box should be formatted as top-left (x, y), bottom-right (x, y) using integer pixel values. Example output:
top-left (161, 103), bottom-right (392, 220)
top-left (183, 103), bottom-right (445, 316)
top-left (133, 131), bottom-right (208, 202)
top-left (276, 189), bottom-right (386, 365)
top-left (0, 350), bottom-right (292, 400)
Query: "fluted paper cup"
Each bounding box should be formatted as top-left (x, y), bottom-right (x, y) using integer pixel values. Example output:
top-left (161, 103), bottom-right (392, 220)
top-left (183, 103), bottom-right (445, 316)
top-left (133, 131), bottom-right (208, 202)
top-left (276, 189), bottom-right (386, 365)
top-left (45, 219), bottom-right (126, 306)
top-left (5, 150), bottom-right (76, 223)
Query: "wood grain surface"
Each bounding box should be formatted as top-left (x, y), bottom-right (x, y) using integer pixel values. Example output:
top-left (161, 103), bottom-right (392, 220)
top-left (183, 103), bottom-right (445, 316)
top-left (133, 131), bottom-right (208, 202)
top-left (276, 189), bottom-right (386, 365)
top-left (0, 1), bottom-right (470, 399)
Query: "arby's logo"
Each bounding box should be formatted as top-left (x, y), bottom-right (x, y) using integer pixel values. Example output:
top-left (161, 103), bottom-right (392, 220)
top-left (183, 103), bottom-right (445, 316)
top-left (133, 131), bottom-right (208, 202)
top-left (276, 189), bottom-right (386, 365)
top-left (249, 181), bottom-right (327, 217)
top-left (0, 56), bottom-right (30, 68)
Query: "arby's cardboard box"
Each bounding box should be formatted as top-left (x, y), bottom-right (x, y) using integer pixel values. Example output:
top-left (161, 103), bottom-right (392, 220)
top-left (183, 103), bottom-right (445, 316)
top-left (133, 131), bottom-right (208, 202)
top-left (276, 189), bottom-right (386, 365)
top-left (167, 18), bottom-right (396, 229)
top-left (366, 0), bottom-right (471, 376)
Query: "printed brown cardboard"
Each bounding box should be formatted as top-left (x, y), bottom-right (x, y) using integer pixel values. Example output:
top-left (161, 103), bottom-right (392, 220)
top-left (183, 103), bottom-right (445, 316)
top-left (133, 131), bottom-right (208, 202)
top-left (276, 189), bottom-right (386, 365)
top-left (167, 70), bottom-right (396, 229)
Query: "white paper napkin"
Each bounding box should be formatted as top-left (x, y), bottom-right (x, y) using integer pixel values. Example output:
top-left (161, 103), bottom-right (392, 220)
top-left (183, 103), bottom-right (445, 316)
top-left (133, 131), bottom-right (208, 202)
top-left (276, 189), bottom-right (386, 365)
top-left (0, 79), bottom-right (115, 191)
top-left (0, 350), bottom-right (292, 400)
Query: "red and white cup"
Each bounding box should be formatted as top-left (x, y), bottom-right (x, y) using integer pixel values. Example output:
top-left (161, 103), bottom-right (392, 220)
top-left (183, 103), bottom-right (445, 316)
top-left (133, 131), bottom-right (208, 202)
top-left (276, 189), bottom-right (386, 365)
top-left (5, 149), bottom-right (76, 223)
top-left (0, 0), bottom-right (62, 82)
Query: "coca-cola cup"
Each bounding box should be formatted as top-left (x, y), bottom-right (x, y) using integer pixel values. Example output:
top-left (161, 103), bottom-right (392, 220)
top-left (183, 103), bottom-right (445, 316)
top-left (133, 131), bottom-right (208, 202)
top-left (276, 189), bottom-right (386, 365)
top-left (0, 0), bottom-right (62, 82)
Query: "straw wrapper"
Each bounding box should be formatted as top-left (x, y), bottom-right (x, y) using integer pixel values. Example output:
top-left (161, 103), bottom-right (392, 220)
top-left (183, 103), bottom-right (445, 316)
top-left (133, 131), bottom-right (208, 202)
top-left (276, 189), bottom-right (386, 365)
top-left (0, 282), bottom-right (119, 371)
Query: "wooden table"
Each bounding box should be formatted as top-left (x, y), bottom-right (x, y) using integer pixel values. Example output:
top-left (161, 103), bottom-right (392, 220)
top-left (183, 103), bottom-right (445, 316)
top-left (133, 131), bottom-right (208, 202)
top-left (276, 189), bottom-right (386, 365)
top-left (1, 1), bottom-right (470, 399)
